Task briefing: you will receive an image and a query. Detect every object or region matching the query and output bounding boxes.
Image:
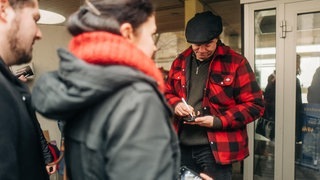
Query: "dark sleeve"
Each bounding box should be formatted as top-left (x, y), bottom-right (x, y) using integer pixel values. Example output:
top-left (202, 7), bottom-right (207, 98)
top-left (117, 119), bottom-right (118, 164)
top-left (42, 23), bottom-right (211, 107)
top-left (307, 67), bottom-right (320, 103)
top-left (263, 79), bottom-right (276, 121)
top-left (36, 123), bottom-right (53, 165)
top-left (0, 88), bottom-right (20, 179)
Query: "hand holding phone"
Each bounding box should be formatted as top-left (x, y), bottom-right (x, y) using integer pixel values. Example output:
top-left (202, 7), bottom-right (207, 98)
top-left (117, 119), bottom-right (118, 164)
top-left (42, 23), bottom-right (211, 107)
top-left (183, 115), bottom-right (197, 122)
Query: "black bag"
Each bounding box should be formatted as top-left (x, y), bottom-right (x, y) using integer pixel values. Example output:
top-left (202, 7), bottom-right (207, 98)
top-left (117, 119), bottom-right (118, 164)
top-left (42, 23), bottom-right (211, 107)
top-left (255, 118), bottom-right (274, 140)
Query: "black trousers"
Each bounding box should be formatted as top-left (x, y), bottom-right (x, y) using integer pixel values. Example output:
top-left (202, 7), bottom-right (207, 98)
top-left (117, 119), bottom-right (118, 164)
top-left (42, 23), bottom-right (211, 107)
top-left (180, 144), bottom-right (232, 180)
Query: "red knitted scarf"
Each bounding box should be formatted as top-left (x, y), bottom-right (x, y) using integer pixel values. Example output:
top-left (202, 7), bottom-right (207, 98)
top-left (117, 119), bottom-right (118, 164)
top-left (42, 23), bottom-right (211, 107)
top-left (68, 31), bottom-right (165, 92)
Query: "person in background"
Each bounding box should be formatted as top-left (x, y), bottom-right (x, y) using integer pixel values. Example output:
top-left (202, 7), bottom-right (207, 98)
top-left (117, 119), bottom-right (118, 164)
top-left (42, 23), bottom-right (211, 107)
top-left (294, 55), bottom-right (303, 143)
top-left (264, 54), bottom-right (303, 142)
top-left (307, 66), bottom-right (320, 103)
top-left (262, 70), bottom-right (276, 141)
top-left (31, 0), bottom-right (181, 179)
top-left (165, 11), bottom-right (264, 180)
top-left (0, 0), bottom-right (51, 179)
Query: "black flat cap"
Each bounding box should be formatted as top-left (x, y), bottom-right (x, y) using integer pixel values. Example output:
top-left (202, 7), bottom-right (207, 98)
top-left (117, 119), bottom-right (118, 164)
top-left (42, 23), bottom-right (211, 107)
top-left (185, 11), bottom-right (223, 44)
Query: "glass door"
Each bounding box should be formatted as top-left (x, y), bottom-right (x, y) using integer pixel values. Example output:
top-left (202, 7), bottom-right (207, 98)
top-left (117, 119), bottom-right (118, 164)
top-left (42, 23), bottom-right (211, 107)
top-left (284, 2), bottom-right (320, 179)
top-left (243, 0), bottom-right (320, 179)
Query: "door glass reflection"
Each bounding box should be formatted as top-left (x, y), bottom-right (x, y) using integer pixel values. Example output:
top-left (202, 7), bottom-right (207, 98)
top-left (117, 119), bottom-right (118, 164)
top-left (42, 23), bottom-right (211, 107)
top-left (295, 11), bottom-right (320, 180)
top-left (253, 9), bottom-right (276, 180)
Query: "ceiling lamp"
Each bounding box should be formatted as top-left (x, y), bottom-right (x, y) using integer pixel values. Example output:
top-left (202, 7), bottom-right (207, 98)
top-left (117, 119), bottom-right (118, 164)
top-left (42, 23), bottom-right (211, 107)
top-left (38, 9), bottom-right (66, 25)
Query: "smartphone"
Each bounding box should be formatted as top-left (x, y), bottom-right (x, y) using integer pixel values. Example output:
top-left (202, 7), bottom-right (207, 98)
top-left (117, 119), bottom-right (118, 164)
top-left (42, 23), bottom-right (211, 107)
top-left (183, 106), bottom-right (210, 122)
top-left (14, 65), bottom-right (34, 78)
top-left (180, 166), bottom-right (202, 180)
top-left (183, 116), bottom-right (196, 122)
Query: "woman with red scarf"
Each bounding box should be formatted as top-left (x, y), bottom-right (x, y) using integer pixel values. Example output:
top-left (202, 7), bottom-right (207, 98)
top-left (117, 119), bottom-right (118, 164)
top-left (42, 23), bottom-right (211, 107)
top-left (31, 0), bottom-right (179, 179)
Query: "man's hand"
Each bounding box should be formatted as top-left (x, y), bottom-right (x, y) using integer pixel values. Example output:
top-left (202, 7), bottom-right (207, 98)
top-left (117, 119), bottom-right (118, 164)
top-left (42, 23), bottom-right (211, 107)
top-left (174, 102), bottom-right (194, 117)
top-left (184, 115), bottom-right (214, 128)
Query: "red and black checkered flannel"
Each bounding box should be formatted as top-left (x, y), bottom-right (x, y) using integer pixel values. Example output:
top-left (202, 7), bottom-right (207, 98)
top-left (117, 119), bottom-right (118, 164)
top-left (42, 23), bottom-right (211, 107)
top-left (164, 44), bottom-right (265, 165)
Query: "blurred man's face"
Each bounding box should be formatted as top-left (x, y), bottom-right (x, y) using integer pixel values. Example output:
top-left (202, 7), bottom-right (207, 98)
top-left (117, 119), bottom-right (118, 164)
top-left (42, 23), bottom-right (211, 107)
top-left (191, 38), bottom-right (218, 61)
top-left (8, 0), bottom-right (42, 65)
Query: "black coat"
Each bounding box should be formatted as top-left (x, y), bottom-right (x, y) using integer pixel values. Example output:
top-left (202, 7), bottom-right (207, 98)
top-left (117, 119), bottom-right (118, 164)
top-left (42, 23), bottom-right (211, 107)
top-left (0, 59), bottom-right (49, 180)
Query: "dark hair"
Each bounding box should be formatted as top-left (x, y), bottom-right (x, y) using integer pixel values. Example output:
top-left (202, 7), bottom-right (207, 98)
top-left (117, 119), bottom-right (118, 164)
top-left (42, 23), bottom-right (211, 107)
top-left (67, 0), bottom-right (154, 36)
top-left (8, 0), bottom-right (35, 9)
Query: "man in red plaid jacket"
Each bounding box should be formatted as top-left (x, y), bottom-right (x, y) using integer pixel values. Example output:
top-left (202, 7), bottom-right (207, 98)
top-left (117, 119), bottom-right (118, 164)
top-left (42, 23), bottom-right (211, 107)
top-left (165, 11), bottom-right (264, 180)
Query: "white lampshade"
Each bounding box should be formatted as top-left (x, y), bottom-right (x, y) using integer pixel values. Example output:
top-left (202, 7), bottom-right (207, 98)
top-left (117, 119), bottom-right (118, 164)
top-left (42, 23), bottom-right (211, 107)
top-left (38, 9), bottom-right (66, 25)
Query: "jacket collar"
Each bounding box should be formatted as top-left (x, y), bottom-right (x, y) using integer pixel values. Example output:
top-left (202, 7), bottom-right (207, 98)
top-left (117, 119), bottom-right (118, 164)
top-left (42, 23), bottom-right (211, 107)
top-left (68, 31), bottom-right (165, 92)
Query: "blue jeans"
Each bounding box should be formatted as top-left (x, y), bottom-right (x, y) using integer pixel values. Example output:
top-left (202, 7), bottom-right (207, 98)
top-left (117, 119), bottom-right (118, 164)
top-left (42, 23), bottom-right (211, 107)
top-left (180, 144), bottom-right (232, 180)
